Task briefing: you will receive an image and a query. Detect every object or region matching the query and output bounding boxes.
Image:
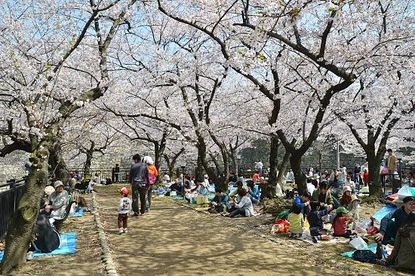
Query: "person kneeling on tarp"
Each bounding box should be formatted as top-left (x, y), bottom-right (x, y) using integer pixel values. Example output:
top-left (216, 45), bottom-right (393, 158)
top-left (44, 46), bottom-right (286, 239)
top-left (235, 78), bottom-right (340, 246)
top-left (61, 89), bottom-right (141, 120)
top-left (376, 196), bottom-right (415, 245)
top-left (27, 214), bottom-right (60, 260)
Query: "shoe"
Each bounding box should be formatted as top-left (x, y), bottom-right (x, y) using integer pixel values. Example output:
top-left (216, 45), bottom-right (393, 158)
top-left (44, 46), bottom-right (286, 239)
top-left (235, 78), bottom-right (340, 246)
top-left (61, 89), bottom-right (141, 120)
top-left (312, 236), bottom-right (318, 243)
top-left (123, 228), bottom-right (128, 233)
top-left (132, 212), bottom-right (139, 216)
top-left (119, 228), bottom-right (123, 234)
top-left (26, 251), bottom-right (34, 261)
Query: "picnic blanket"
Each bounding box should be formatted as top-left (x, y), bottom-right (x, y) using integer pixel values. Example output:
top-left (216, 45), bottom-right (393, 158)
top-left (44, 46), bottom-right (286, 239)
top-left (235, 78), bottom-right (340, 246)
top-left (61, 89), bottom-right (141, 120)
top-left (397, 185), bottom-right (415, 200)
top-left (0, 232), bottom-right (76, 261)
top-left (341, 243), bottom-right (377, 258)
top-left (69, 208), bottom-right (84, 217)
top-left (372, 204), bottom-right (397, 222)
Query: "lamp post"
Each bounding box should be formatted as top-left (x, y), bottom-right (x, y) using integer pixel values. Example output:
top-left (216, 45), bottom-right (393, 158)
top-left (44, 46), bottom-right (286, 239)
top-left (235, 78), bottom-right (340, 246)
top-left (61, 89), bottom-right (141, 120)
top-left (236, 155), bottom-right (242, 175)
top-left (181, 163), bottom-right (186, 176)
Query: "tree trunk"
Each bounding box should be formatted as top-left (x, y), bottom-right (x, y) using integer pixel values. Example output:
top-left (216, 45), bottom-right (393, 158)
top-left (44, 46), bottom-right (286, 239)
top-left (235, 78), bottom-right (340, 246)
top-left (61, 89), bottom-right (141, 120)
top-left (83, 150), bottom-right (93, 176)
top-left (1, 146), bottom-right (49, 274)
top-left (277, 151), bottom-right (290, 186)
top-left (49, 140), bottom-right (69, 184)
top-left (195, 137), bottom-right (207, 181)
top-left (263, 134), bottom-right (279, 198)
top-left (290, 152), bottom-right (307, 193)
top-left (366, 150), bottom-right (383, 197)
top-left (163, 147), bottom-right (185, 179)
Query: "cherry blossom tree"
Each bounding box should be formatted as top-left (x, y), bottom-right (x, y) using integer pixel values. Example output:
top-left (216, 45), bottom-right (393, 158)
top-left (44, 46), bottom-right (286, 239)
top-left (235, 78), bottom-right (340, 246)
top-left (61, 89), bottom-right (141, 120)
top-left (157, 0), bottom-right (414, 194)
top-left (0, 0), bottom-right (138, 272)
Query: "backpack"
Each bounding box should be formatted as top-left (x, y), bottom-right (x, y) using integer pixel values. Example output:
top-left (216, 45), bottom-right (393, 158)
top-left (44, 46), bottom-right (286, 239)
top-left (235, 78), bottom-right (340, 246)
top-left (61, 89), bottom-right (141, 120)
top-left (149, 173), bottom-right (156, 185)
top-left (352, 250), bottom-right (377, 263)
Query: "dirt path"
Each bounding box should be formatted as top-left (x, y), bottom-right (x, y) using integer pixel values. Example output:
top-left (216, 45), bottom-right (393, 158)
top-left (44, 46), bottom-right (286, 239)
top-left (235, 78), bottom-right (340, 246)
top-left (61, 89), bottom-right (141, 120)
top-left (95, 185), bottom-right (403, 276)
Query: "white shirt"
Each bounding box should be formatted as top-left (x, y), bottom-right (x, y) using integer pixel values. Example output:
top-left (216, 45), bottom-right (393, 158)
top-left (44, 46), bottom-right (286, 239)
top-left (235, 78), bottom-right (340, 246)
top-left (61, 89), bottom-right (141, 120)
top-left (307, 182), bottom-right (315, 195)
top-left (235, 195), bottom-right (255, 217)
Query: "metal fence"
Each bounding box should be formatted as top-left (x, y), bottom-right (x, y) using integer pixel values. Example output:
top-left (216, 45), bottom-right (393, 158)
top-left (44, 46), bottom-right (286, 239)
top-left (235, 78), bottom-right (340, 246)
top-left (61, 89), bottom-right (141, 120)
top-left (0, 178), bottom-right (26, 239)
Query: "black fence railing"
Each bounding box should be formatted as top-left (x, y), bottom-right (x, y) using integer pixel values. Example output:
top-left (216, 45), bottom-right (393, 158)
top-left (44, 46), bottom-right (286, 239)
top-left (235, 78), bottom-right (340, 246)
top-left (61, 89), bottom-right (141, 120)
top-left (0, 178), bottom-right (26, 239)
top-left (68, 168), bottom-right (132, 184)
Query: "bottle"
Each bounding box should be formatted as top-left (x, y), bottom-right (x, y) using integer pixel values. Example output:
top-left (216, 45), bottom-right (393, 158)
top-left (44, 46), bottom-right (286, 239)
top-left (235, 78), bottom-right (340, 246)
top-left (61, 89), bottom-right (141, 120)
top-left (376, 241), bottom-right (383, 259)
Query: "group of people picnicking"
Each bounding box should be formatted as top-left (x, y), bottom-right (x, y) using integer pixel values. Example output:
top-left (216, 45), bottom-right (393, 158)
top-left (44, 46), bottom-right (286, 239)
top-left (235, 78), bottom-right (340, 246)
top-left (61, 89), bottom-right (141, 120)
top-left (24, 150), bottom-right (415, 273)
top-left (280, 150), bottom-right (415, 272)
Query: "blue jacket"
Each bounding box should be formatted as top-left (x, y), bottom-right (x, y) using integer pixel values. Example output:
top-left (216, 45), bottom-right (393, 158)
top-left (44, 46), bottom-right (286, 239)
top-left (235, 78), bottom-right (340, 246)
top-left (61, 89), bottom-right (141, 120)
top-left (293, 196), bottom-right (306, 209)
top-left (307, 209), bottom-right (329, 229)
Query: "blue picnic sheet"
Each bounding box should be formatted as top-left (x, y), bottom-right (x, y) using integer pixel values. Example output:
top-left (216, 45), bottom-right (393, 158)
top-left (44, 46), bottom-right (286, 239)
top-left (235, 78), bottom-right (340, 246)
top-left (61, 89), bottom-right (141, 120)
top-left (69, 208), bottom-right (83, 217)
top-left (340, 243), bottom-right (377, 258)
top-left (372, 204), bottom-right (397, 222)
top-left (0, 232), bottom-right (76, 261)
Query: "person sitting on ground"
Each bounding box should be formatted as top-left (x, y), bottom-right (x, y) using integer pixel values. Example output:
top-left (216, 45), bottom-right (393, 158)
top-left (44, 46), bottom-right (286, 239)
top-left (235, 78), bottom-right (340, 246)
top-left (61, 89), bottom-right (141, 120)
top-left (44, 180), bottom-right (69, 230)
top-left (228, 188), bottom-right (255, 218)
top-left (237, 172), bottom-right (246, 185)
top-left (169, 180), bottom-right (183, 195)
top-left (40, 185), bottom-right (55, 209)
top-left (332, 207), bottom-right (355, 238)
top-left (376, 196), bottom-right (415, 245)
top-left (340, 185), bottom-right (360, 224)
top-left (68, 172), bottom-right (77, 192)
top-left (196, 179), bottom-right (209, 196)
top-left (252, 170), bottom-right (261, 183)
top-left (229, 180), bottom-right (247, 199)
top-left (345, 174), bottom-right (356, 193)
top-left (208, 188), bottom-right (228, 213)
top-left (287, 204), bottom-right (304, 238)
top-left (162, 174), bottom-right (171, 184)
top-left (26, 213), bottom-right (61, 260)
top-left (118, 187), bottom-right (132, 234)
top-left (311, 181), bottom-right (334, 211)
top-left (385, 212), bottom-right (415, 273)
top-left (247, 180), bottom-right (260, 204)
top-left (293, 191), bottom-right (311, 216)
top-left (307, 179), bottom-right (317, 196)
top-left (307, 201), bottom-right (332, 241)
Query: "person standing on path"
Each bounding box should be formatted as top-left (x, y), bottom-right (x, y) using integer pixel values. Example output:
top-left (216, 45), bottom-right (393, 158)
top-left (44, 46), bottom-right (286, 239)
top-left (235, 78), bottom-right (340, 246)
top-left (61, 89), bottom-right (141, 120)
top-left (144, 156), bottom-right (158, 212)
top-left (130, 154), bottom-right (150, 216)
top-left (118, 187), bottom-right (131, 234)
top-left (386, 148), bottom-right (398, 192)
top-left (113, 164), bottom-right (120, 183)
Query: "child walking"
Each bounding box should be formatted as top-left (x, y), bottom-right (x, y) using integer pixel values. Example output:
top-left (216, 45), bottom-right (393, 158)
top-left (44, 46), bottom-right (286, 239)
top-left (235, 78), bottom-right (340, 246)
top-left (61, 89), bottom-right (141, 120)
top-left (118, 187), bottom-right (132, 234)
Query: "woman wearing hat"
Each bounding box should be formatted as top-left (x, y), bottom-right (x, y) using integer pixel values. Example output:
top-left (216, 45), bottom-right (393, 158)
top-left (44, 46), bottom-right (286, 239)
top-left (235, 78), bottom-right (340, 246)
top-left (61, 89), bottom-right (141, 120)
top-left (340, 185), bottom-right (360, 223)
top-left (44, 180), bottom-right (69, 230)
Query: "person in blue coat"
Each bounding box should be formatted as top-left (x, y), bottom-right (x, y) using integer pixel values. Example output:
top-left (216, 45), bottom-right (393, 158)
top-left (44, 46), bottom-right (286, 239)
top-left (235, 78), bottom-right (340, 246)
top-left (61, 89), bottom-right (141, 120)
top-left (292, 191), bottom-right (311, 215)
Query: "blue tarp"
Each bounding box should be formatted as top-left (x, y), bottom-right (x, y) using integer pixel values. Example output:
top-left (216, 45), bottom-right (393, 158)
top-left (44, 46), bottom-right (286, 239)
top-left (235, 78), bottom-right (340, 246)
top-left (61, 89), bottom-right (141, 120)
top-left (0, 232), bottom-right (77, 261)
top-left (372, 204), bottom-right (397, 222)
top-left (69, 208), bottom-right (83, 217)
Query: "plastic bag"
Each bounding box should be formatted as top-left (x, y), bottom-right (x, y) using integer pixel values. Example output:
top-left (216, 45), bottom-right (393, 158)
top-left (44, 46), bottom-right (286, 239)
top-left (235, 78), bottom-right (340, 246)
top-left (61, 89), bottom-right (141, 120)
top-left (352, 250), bottom-right (377, 263)
top-left (272, 218), bottom-right (290, 233)
top-left (276, 210), bottom-right (289, 220)
top-left (349, 236), bottom-right (367, 250)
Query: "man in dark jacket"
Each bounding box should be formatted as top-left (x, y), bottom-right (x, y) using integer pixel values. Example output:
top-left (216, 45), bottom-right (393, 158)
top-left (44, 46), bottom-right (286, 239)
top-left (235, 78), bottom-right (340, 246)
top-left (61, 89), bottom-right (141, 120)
top-left (130, 154), bottom-right (149, 216)
top-left (376, 196), bottom-right (415, 245)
